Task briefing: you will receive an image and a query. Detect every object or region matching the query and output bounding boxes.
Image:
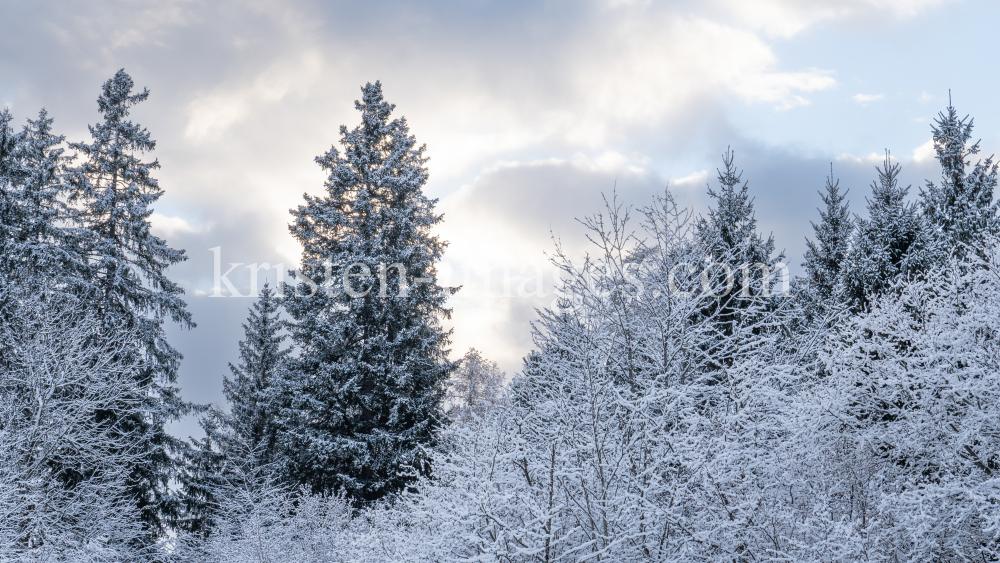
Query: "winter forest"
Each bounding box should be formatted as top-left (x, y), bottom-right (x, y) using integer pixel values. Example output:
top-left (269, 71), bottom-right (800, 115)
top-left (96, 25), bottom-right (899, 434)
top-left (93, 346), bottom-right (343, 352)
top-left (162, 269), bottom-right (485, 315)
top-left (2, 66), bottom-right (1000, 563)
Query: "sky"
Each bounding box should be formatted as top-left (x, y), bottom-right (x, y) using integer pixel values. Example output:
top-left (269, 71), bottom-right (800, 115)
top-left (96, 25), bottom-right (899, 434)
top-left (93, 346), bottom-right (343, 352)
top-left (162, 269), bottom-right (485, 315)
top-left (3, 0), bottom-right (999, 440)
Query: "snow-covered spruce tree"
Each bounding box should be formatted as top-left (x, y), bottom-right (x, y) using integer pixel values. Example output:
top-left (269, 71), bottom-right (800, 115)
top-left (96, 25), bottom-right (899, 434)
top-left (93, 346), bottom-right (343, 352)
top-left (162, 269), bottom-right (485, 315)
top-left (802, 165), bottom-right (852, 306)
top-left (921, 96), bottom-right (1000, 255)
top-left (282, 81), bottom-right (457, 502)
top-left (0, 108), bottom-right (22, 189)
top-left (841, 153), bottom-right (940, 312)
top-left (695, 149), bottom-right (786, 371)
top-left (217, 282), bottom-right (289, 469)
top-left (787, 166), bottom-right (855, 377)
top-left (797, 237), bottom-right (1000, 561)
top-left (0, 108), bottom-right (27, 281)
top-left (178, 283), bottom-right (289, 536)
top-left (0, 109), bottom-right (84, 292)
top-left (66, 69), bottom-right (194, 542)
top-left (0, 290), bottom-right (149, 561)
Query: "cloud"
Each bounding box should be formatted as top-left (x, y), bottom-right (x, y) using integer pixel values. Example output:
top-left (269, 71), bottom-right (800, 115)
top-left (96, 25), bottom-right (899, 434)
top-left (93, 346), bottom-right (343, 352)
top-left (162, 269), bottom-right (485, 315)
top-left (911, 139), bottom-right (936, 163)
top-left (149, 213), bottom-right (201, 238)
top-left (836, 140), bottom-right (939, 167)
top-left (673, 170), bottom-right (710, 189)
top-left (184, 51), bottom-right (323, 141)
top-left (0, 0), bottom-right (966, 441)
top-left (561, 12), bottom-right (836, 138)
top-left (706, 0), bottom-right (955, 38)
top-left (851, 93), bottom-right (886, 104)
top-left (836, 151), bottom-right (885, 165)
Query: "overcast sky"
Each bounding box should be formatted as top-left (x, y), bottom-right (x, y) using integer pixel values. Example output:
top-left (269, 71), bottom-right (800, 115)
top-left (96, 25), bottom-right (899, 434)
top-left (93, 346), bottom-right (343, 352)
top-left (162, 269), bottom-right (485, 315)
top-left (3, 0), bottom-right (998, 439)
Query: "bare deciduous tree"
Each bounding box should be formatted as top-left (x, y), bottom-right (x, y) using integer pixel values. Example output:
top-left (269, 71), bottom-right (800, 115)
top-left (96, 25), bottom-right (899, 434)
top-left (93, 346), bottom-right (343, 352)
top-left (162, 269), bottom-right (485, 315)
top-left (0, 292), bottom-right (148, 562)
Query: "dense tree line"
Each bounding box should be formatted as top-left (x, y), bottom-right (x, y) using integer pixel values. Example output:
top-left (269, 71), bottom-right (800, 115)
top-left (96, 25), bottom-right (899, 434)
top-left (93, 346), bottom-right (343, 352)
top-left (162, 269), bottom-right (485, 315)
top-left (2, 73), bottom-right (1000, 562)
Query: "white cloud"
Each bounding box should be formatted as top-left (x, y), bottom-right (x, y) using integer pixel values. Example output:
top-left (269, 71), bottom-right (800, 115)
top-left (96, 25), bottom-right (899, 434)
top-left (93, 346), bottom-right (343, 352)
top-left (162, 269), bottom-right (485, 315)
top-left (851, 93), bottom-right (886, 104)
top-left (835, 151), bottom-right (886, 165)
top-left (149, 213), bottom-right (200, 238)
top-left (912, 140), bottom-right (936, 163)
top-left (396, 10), bottom-right (839, 183)
top-left (184, 51), bottom-right (323, 141)
top-left (708, 0), bottom-right (954, 38)
top-left (565, 13), bottom-right (835, 137)
top-left (919, 91), bottom-right (934, 103)
top-left (673, 170), bottom-right (710, 189)
top-left (836, 141), bottom-right (938, 166)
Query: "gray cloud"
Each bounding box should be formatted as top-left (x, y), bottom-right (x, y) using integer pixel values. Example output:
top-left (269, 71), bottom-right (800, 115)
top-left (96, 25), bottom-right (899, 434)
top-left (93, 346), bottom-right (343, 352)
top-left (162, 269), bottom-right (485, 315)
top-left (0, 0), bottom-right (975, 442)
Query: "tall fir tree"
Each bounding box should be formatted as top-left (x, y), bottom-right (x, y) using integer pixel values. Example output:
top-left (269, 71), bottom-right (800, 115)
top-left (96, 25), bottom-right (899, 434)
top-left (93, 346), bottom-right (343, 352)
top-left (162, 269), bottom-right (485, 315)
top-left (841, 154), bottom-right (940, 312)
top-left (282, 81), bottom-right (457, 502)
top-left (4, 110), bottom-right (82, 289)
top-left (180, 283), bottom-right (289, 537)
top-left (802, 165), bottom-right (852, 304)
top-left (0, 109), bottom-right (21, 186)
top-left (695, 149), bottom-right (784, 369)
top-left (67, 69), bottom-right (194, 541)
top-left (0, 108), bottom-right (26, 275)
top-left (219, 282), bottom-right (289, 468)
top-left (921, 94), bottom-right (1000, 255)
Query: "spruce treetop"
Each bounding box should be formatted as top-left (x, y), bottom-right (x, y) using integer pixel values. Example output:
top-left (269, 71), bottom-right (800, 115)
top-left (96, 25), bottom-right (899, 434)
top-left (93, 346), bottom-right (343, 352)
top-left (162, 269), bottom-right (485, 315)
top-left (283, 81), bottom-right (456, 502)
top-left (842, 153), bottom-right (940, 311)
top-left (0, 109), bottom-right (22, 186)
top-left (803, 165), bottom-right (851, 302)
top-left (68, 69), bottom-right (191, 328)
top-left (697, 148), bottom-right (778, 268)
top-left (0, 109), bottom-right (23, 255)
top-left (17, 110), bottom-right (76, 272)
top-left (224, 282), bottom-right (289, 465)
top-left (921, 94), bottom-right (999, 252)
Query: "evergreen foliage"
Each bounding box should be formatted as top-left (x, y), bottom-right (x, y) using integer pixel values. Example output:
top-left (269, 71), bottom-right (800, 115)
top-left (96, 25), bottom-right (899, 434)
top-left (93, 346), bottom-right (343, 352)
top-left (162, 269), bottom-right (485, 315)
top-left (0, 109), bottom-right (23, 189)
top-left (921, 95), bottom-right (1000, 255)
top-left (178, 284), bottom-right (289, 537)
top-left (221, 283), bottom-right (289, 469)
top-left (695, 149), bottom-right (785, 370)
top-left (841, 154), bottom-right (940, 311)
top-left (3, 110), bottom-right (84, 293)
top-left (66, 69), bottom-right (194, 542)
top-left (281, 81), bottom-right (457, 502)
top-left (0, 108), bottom-right (27, 281)
top-left (802, 165), bottom-right (852, 304)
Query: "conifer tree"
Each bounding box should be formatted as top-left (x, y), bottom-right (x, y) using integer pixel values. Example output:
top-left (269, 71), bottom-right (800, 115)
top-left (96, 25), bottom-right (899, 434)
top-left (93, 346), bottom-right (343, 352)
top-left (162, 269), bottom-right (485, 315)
top-left (179, 283), bottom-right (289, 537)
top-left (802, 165), bottom-right (852, 304)
top-left (4, 110), bottom-right (82, 288)
top-left (282, 81), bottom-right (457, 502)
top-left (695, 149), bottom-right (784, 369)
top-left (0, 109), bottom-right (26, 270)
top-left (67, 69), bottom-right (194, 541)
top-left (0, 109), bottom-right (21, 186)
top-left (841, 154), bottom-right (939, 312)
top-left (219, 283), bottom-right (289, 468)
top-left (921, 95), bottom-right (1000, 255)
